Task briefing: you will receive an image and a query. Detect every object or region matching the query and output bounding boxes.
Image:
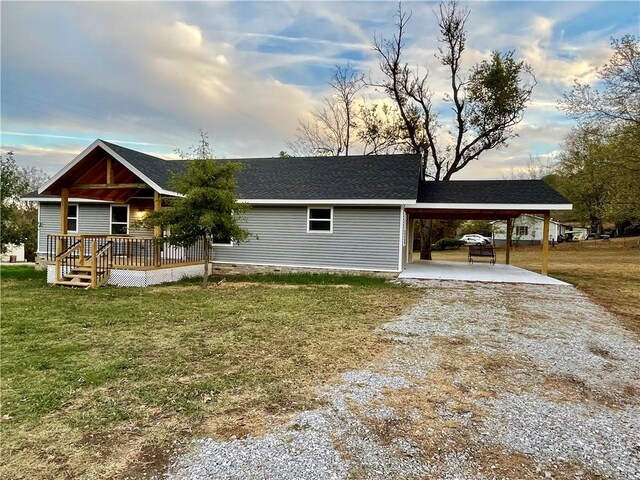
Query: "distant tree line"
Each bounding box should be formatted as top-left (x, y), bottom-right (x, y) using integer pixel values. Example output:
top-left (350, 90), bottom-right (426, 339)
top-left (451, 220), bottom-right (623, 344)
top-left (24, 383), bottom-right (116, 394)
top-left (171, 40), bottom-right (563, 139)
top-left (551, 34), bottom-right (640, 235)
top-left (0, 152), bottom-right (49, 259)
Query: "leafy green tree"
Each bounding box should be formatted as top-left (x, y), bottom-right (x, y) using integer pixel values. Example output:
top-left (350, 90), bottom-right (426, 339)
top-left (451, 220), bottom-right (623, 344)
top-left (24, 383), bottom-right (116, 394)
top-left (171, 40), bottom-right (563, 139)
top-left (458, 220), bottom-right (493, 237)
top-left (561, 35), bottom-right (639, 128)
top-left (554, 129), bottom-right (609, 232)
top-left (1, 151), bottom-right (25, 252)
top-left (1, 152), bottom-right (49, 259)
top-left (556, 35), bottom-right (640, 234)
top-left (553, 124), bottom-right (640, 234)
top-left (370, 1), bottom-right (536, 258)
top-left (142, 159), bottom-right (250, 288)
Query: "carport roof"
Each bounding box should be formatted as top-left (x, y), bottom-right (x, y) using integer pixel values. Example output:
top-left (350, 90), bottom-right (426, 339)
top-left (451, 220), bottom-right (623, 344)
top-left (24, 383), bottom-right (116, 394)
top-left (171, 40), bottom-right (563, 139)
top-left (417, 180), bottom-right (571, 206)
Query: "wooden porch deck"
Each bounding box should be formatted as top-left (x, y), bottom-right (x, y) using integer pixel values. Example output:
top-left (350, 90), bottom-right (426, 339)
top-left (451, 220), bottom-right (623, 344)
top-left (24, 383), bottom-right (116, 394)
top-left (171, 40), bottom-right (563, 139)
top-left (47, 234), bottom-right (208, 287)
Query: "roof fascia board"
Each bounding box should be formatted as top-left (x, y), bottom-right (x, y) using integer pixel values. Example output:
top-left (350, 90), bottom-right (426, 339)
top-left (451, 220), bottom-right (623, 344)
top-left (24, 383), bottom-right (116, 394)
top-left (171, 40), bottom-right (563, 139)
top-left (38, 139), bottom-right (102, 194)
top-left (27, 197), bottom-right (414, 206)
top-left (37, 139), bottom-right (182, 197)
top-left (22, 197), bottom-right (113, 204)
top-left (409, 202), bottom-right (573, 210)
top-left (239, 199), bottom-right (416, 206)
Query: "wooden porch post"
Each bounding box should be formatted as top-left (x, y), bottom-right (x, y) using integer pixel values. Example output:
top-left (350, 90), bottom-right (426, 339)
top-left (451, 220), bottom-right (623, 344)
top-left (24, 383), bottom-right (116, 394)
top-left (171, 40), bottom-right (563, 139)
top-left (154, 191), bottom-right (162, 266)
top-left (91, 240), bottom-right (98, 288)
top-left (60, 188), bottom-right (69, 234)
top-left (542, 212), bottom-right (550, 275)
top-left (153, 191), bottom-right (162, 238)
top-left (505, 217), bottom-right (512, 265)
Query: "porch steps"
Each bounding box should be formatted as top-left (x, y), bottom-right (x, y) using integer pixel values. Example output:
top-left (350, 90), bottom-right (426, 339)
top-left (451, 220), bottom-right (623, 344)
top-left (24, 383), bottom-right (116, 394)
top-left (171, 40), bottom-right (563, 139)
top-left (55, 279), bottom-right (91, 289)
top-left (55, 264), bottom-right (106, 289)
top-left (64, 273), bottom-right (93, 280)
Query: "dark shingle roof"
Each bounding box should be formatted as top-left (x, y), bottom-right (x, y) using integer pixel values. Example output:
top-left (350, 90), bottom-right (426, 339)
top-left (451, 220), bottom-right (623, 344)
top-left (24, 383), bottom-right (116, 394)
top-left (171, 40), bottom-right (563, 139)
top-left (103, 140), bottom-right (421, 200)
top-left (23, 191), bottom-right (56, 199)
top-left (220, 155), bottom-right (420, 200)
top-left (417, 180), bottom-right (571, 205)
top-left (101, 141), bottom-right (186, 190)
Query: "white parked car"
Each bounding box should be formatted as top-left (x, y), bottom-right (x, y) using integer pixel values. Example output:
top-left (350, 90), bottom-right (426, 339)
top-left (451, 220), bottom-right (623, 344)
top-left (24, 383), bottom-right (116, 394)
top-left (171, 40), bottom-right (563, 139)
top-left (460, 234), bottom-right (492, 246)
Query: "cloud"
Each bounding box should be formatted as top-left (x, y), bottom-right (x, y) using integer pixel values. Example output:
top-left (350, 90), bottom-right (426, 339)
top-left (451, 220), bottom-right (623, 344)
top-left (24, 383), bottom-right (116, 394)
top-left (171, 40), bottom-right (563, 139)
top-left (1, 143), bottom-right (87, 173)
top-left (1, 0), bottom-right (638, 178)
top-left (2, 2), bottom-right (315, 161)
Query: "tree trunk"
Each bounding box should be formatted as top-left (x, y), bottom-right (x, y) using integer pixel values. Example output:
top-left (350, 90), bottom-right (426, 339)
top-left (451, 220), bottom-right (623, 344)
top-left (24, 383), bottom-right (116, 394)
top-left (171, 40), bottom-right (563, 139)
top-left (419, 219), bottom-right (433, 260)
top-left (202, 235), bottom-right (210, 289)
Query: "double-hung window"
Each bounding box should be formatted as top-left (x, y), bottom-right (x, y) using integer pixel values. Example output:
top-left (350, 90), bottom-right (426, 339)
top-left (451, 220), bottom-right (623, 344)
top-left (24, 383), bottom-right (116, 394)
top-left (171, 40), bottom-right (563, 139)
top-left (515, 226), bottom-right (529, 236)
top-left (110, 205), bottom-right (129, 235)
top-left (212, 235), bottom-right (233, 246)
top-left (307, 207), bottom-right (333, 233)
top-left (67, 204), bottom-right (78, 233)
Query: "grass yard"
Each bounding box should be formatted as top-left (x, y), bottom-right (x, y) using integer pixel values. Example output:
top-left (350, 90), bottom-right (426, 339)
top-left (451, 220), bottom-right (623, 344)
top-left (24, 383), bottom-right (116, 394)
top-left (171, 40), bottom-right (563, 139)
top-left (0, 267), bottom-right (421, 479)
top-left (429, 236), bottom-right (640, 334)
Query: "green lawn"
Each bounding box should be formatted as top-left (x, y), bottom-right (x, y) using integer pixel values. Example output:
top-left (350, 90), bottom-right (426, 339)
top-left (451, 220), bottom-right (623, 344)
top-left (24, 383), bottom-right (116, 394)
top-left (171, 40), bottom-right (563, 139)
top-left (0, 267), bottom-right (421, 479)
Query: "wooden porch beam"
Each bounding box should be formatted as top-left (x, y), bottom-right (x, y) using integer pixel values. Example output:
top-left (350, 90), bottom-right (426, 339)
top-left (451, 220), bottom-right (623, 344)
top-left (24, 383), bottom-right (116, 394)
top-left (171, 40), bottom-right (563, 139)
top-left (71, 183), bottom-right (149, 189)
top-left (60, 188), bottom-right (69, 234)
top-left (542, 212), bottom-right (550, 276)
top-left (406, 210), bottom-right (525, 220)
top-left (106, 156), bottom-right (113, 184)
top-left (505, 217), bottom-right (512, 265)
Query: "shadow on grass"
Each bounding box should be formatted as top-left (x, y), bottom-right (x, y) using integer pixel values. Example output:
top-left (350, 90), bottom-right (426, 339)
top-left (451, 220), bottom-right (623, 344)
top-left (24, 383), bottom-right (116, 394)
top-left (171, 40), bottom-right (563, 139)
top-left (171, 272), bottom-right (394, 288)
top-left (0, 265), bottom-right (45, 282)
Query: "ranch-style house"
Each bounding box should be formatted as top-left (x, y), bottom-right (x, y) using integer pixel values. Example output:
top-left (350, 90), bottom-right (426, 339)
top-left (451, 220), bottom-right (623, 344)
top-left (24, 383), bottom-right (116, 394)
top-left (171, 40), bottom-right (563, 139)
top-left (25, 139), bottom-right (572, 288)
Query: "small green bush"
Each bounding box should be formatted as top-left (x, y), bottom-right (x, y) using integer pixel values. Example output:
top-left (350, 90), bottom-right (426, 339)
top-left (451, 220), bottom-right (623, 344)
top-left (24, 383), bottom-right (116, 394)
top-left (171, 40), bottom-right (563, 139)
top-left (432, 238), bottom-right (466, 251)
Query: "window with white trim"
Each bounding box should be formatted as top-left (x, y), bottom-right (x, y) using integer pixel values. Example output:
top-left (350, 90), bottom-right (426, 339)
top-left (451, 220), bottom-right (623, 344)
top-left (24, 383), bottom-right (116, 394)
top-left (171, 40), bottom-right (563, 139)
top-left (307, 207), bottom-right (333, 233)
top-left (515, 226), bottom-right (529, 236)
top-left (212, 234), bottom-right (233, 246)
top-left (110, 205), bottom-right (129, 235)
top-left (67, 204), bottom-right (78, 233)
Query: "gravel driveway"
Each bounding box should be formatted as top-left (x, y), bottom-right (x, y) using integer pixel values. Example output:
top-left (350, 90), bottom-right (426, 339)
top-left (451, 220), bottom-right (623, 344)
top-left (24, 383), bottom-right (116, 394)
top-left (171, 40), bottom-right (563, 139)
top-left (165, 281), bottom-right (640, 480)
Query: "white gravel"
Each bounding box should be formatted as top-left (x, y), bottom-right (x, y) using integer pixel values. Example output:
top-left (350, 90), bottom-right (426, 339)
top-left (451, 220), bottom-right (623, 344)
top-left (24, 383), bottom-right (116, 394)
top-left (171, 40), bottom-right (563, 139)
top-left (482, 393), bottom-right (640, 478)
top-left (165, 280), bottom-right (640, 479)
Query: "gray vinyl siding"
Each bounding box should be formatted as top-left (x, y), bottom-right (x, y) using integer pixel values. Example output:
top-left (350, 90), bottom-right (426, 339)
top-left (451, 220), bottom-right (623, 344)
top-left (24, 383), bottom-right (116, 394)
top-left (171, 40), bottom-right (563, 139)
top-left (38, 202), bottom-right (111, 253)
top-left (213, 206), bottom-right (402, 271)
top-left (129, 223), bottom-right (154, 237)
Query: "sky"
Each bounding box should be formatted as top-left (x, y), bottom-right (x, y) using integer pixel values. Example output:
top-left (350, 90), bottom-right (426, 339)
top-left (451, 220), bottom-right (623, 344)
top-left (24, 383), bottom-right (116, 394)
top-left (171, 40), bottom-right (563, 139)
top-left (1, 1), bottom-right (639, 179)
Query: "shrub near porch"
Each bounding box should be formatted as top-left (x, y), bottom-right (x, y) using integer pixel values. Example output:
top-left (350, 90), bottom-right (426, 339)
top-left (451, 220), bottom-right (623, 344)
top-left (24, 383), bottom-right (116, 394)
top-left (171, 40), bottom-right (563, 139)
top-left (0, 267), bottom-right (421, 479)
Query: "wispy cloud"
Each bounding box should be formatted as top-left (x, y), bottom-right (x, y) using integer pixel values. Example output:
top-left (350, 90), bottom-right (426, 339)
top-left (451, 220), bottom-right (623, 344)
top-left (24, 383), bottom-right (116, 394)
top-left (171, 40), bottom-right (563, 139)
top-left (1, 1), bottom-right (637, 178)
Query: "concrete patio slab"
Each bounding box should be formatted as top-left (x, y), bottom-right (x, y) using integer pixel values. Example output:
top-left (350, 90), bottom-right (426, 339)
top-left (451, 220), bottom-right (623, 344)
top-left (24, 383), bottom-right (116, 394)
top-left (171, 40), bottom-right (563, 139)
top-left (398, 260), bottom-right (569, 285)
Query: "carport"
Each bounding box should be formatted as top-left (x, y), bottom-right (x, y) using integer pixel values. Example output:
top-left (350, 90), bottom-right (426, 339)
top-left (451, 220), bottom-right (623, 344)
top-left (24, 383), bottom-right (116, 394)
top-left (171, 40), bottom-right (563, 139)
top-left (401, 180), bottom-right (573, 282)
top-left (398, 261), bottom-right (569, 285)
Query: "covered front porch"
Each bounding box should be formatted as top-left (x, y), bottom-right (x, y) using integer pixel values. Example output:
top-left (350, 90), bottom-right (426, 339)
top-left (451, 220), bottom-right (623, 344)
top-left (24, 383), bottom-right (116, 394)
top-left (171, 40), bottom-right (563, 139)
top-left (34, 139), bottom-right (206, 288)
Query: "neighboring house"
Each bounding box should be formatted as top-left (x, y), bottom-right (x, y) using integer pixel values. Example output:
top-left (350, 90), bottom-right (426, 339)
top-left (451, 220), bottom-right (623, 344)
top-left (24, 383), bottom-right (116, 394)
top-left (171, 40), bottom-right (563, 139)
top-left (25, 139), bottom-right (572, 287)
top-left (492, 214), bottom-right (569, 245)
top-left (1, 243), bottom-right (25, 262)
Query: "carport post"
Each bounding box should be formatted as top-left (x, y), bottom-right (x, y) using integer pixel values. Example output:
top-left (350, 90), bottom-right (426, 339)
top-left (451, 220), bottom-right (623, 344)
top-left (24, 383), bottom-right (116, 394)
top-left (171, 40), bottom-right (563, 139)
top-left (407, 217), bottom-right (414, 264)
top-left (505, 217), bottom-right (512, 265)
top-left (542, 212), bottom-right (550, 275)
